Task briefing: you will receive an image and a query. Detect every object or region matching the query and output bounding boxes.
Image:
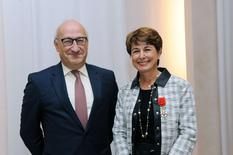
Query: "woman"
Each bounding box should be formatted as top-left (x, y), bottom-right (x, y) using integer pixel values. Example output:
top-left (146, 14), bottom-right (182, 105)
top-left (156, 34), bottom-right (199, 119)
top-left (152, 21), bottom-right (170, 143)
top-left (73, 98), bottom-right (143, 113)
top-left (113, 27), bottom-right (197, 155)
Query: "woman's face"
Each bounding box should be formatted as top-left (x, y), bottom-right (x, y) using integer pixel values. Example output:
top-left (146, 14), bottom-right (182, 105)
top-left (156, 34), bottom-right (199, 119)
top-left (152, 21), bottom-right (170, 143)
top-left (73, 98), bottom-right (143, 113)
top-left (130, 41), bottom-right (161, 74)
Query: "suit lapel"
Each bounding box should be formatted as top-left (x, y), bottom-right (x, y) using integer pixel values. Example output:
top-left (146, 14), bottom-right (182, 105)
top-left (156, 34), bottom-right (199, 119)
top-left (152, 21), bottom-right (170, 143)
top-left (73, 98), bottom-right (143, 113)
top-left (50, 63), bottom-right (83, 128)
top-left (85, 64), bottom-right (102, 130)
top-left (87, 64), bottom-right (101, 100)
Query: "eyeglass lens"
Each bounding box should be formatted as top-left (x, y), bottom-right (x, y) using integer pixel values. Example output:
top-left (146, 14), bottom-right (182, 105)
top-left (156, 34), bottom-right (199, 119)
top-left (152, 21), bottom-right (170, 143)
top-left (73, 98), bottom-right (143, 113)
top-left (61, 37), bottom-right (87, 46)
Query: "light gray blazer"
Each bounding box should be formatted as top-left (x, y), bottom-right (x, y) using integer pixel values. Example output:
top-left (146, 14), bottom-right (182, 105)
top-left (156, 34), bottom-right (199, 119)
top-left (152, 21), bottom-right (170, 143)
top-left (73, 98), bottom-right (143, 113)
top-left (113, 68), bottom-right (197, 155)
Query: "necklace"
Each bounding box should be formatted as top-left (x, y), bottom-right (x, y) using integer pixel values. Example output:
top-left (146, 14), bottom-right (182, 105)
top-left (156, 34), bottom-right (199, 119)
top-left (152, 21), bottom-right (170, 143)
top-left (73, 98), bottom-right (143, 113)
top-left (137, 85), bottom-right (155, 138)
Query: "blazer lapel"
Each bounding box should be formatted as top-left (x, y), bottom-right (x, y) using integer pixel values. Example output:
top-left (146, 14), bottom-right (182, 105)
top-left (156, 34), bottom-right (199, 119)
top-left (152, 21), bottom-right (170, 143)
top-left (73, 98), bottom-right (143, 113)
top-left (50, 63), bottom-right (83, 128)
top-left (85, 64), bottom-right (102, 130)
top-left (87, 66), bottom-right (101, 101)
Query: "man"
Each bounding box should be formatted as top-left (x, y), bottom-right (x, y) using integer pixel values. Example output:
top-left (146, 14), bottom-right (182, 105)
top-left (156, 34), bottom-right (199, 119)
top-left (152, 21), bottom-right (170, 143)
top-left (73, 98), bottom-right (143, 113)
top-left (20, 19), bottom-right (118, 155)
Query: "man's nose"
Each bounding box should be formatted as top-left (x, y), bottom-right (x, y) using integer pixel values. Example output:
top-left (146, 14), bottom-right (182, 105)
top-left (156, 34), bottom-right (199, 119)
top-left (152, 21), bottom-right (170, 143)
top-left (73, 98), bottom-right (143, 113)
top-left (71, 41), bottom-right (80, 52)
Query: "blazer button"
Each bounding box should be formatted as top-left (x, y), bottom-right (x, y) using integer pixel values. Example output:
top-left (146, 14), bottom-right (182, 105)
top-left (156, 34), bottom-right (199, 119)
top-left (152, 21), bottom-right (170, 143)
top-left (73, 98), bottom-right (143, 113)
top-left (150, 149), bottom-right (155, 153)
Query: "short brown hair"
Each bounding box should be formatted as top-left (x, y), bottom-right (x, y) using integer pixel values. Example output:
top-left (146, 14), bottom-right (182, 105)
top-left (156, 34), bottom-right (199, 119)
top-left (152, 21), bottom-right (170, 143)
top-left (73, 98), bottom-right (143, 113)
top-left (126, 27), bottom-right (162, 55)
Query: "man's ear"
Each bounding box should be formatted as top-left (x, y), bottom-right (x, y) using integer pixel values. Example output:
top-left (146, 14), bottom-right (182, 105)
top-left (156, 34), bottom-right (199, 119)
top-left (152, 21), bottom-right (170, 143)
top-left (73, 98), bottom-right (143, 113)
top-left (54, 38), bottom-right (58, 46)
top-left (54, 39), bottom-right (60, 53)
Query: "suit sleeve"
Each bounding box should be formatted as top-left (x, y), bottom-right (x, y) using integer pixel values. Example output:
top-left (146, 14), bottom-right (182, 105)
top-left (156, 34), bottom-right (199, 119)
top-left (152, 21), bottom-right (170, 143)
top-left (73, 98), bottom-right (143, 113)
top-left (168, 84), bottom-right (197, 155)
top-left (108, 71), bottom-right (118, 143)
top-left (20, 74), bottom-right (44, 155)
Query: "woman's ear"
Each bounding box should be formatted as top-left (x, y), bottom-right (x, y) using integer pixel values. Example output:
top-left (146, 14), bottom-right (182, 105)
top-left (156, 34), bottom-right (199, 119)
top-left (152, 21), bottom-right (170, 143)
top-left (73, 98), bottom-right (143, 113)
top-left (157, 49), bottom-right (162, 58)
top-left (157, 49), bottom-right (162, 66)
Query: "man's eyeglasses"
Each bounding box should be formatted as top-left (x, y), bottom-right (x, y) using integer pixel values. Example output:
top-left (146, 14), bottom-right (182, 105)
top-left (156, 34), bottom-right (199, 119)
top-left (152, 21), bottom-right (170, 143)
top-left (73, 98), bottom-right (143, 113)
top-left (60, 37), bottom-right (88, 47)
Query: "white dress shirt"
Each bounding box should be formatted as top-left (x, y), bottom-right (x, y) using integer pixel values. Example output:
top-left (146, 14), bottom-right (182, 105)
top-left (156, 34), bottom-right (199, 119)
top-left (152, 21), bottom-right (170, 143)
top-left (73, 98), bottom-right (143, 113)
top-left (62, 63), bottom-right (94, 117)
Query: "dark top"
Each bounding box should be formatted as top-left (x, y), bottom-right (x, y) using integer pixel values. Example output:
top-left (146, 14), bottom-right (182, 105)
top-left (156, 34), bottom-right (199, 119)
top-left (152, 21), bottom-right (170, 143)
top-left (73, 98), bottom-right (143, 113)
top-left (135, 89), bottom-right (155, 144)
top-left (131, 67), bottom-right (172, 155)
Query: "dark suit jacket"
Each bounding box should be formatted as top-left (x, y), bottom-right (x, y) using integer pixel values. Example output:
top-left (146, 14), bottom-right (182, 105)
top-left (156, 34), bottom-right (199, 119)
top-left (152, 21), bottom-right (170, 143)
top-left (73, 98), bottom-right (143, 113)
top-left (20, 63), bottom-right (118, 155)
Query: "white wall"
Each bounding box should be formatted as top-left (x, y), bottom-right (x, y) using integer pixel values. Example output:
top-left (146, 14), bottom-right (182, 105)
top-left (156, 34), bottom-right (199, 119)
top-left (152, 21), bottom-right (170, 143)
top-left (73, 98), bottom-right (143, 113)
top-left (0, 0), bottom-right (8, 154)
top-left (125, 0), bottom-right (187, 79)
top-left (185, 0), bottom-right (221, 154)
top-left (2, 0), bottom-right (232, 155)
top-left (1, 0), bottom-right (127, 154)
top-left (186, 0), bottom-right (233, 154)
top-left (217, 0), bottom-right (233, 154)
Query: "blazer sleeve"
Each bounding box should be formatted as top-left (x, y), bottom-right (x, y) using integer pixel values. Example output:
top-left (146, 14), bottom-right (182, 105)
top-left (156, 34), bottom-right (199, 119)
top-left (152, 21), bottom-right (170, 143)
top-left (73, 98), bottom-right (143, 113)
top-left (168, 84), bottom-right (197, 155)
top-left (112, 88), bottom-right (130, 155)
top-left (20, 74), bottom-right (44, 155)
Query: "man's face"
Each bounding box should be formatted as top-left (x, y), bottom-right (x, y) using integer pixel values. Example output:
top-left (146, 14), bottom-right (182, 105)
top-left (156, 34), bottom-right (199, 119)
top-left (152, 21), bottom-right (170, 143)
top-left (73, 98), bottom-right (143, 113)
top-left (55, 21), bottom-right (88, 70)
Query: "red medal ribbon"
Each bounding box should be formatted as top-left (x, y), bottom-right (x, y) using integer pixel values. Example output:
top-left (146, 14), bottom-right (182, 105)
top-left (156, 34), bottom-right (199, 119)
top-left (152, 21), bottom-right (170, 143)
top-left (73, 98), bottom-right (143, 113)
top-left (158, 97), bottom-right (166, 107)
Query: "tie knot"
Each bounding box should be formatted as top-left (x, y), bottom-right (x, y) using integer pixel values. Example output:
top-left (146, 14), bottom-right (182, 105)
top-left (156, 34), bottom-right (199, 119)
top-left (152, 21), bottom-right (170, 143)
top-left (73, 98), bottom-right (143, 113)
top-left (72, 70), bottom-right (81, 79)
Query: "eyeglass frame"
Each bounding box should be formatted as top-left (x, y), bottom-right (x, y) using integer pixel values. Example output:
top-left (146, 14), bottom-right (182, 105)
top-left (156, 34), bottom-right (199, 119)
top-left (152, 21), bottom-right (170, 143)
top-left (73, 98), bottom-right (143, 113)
top-left (57, 36), bottom-right (88, 47)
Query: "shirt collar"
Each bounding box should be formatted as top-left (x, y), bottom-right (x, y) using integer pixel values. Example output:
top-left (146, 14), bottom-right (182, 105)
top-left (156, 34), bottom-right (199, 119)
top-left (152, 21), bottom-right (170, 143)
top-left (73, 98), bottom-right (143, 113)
top-left (130, 67), bottom-right (171, 89)
top-left (62, 63), bottom-right (88, 77)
